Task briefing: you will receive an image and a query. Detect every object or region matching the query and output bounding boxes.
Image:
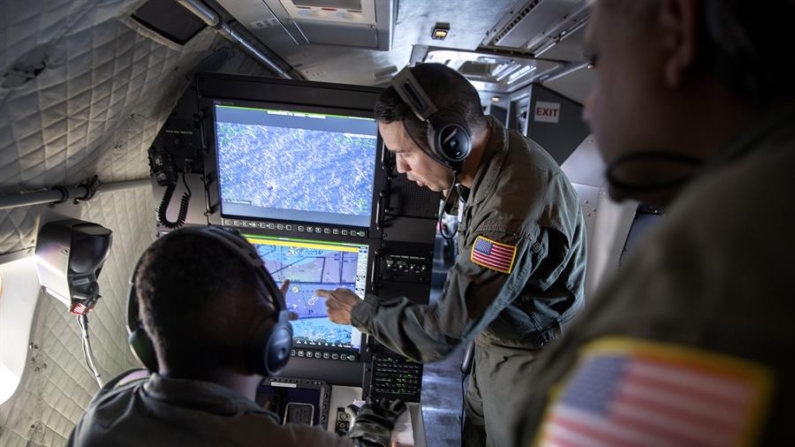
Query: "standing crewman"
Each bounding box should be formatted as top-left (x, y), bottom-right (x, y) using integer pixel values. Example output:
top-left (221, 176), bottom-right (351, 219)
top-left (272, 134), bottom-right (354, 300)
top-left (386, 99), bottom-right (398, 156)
top-left (319, 63), bottom-right (587, 447)
top-left (512, 1), bottom-right (795, 446)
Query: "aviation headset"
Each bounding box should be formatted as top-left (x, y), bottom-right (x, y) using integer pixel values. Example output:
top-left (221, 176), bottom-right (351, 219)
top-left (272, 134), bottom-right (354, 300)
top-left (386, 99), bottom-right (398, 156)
top-left (127, 226), bottom-right (293, 377)
top-left (391, 66), bottom-right (472, 173)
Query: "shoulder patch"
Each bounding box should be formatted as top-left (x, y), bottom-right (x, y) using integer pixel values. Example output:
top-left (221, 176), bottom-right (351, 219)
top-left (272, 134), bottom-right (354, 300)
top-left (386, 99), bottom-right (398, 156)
top-left (470, 235), bottom-right (517, 274)
top-left (533, 337), bottom-right (774, 447)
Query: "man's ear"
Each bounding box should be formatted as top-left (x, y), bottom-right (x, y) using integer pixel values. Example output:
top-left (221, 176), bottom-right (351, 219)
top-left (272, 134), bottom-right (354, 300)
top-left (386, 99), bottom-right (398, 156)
top-left (660, 0), bottom-right (701, 87)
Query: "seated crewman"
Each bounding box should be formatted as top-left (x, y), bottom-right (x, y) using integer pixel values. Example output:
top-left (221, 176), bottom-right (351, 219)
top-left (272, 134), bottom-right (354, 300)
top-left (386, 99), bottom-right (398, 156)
top-left (67, 227), bottom-right (402, 447)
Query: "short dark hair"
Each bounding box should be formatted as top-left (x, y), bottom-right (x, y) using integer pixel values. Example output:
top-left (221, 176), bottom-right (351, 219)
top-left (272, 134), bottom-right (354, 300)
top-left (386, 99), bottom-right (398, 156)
top-left (701, 0), bottom-right (795, 102)
top-left (135, 233), bottom-right (270, 374)
top-left (605, 0), bottom-right (795, 102)
top-left (374, 63), bottom-right (487, 150)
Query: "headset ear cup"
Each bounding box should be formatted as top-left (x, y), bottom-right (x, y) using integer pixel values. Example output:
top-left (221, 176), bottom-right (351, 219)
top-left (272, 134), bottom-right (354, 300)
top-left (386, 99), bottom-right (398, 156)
top-left (127, 266), bottom-right (158, 372)
top-left (247, 311), bottom-right (293, 376)
top-left (435, 112), bottom-right (472, 163)
top-left (129, 226), bottom-right (293, 377)
top-left (427, 112), bottom-right (471, 171)
top-left (128, 327), bottom-right (159, 372)
top-left (266, 318), bottom-right (293, 375)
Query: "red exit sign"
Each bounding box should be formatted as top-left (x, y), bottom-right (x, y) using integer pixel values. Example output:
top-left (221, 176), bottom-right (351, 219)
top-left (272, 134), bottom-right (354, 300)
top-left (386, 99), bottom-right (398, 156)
top-left (534, 101), bottom-right (561, 123)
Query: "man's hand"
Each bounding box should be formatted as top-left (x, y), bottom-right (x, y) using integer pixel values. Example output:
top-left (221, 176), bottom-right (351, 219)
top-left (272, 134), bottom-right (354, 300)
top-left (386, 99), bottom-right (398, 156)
top-left (346, 397), bottom-right (407, 447)
top-left (316, 288), bottom-right (362, 325)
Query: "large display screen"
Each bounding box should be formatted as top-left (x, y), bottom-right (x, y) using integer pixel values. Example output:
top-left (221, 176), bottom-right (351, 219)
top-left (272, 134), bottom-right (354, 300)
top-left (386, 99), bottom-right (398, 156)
top-left (215, 103), bottom-right (378, 228)
top-left (246, 234), bottom-right (367, 352)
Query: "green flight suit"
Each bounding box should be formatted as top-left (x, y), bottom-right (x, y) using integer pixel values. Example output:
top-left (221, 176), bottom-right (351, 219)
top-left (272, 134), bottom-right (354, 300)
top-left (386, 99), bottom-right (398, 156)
top-left (68, 372), bottom-right (353, 447)
top-left (352, 117), bottom-right (587, 447)
top-left (511, 102), bottom-right (795, 447)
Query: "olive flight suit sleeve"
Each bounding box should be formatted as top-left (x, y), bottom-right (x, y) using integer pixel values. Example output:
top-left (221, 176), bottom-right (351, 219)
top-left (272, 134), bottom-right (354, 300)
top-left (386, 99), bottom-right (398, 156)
top-left (350, 217), bottom-right (564, 363)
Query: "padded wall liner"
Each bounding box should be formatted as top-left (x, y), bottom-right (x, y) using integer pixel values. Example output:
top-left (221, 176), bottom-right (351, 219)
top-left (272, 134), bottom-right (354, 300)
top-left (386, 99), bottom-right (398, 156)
top-left (0, 0), bottom-right (217, 444)
top-left (0, 0), bottom-right (216, 253)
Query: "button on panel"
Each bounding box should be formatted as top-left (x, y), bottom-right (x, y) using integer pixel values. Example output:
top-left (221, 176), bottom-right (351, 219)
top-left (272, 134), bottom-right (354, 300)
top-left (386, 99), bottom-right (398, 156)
top-left (219, 219), bottom-right (366, 239)
top-left (289, 348), bottom-right (358, 363)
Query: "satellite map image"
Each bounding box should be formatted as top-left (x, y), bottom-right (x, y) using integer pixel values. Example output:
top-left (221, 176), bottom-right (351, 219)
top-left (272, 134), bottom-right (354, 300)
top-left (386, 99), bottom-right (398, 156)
top-left (216, 122), bottom-right (376, 217)
top-left (253, 241), bottom-right (362, 347)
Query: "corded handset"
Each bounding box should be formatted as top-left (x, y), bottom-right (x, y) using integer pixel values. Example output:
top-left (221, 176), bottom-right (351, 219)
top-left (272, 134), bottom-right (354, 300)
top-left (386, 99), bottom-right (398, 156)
top-left (149, 146), bottom-right (191, 229)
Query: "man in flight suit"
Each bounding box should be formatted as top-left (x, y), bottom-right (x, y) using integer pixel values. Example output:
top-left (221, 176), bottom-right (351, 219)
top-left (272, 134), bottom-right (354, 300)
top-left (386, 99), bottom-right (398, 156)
top-left (67, 228), bottom-right (402, 447)
top-left (320, 63), bottom-right (587, 447)
top-left (512, 1), bottom-right (795, 446)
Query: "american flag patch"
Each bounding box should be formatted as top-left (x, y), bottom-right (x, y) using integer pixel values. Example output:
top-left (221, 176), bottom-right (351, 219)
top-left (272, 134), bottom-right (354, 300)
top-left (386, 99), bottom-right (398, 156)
top-left (470, 235), bottom-right (517, 274)
top-left (534, 338), bottom-right (773, 447)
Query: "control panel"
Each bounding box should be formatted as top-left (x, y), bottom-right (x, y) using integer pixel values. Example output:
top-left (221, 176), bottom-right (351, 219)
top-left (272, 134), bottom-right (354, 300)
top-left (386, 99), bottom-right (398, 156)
top-left (256, 378), bottom-right (331, 429)
top-left (380, 253), bottom-right (432, 283)
top-left (327, 385), bottom-right (363, 436)
top-left (334, 406), bottom-right (351, 436)
top-left (368, 352), bottom-right (423, 402)
top-left (150, 74), bottom-right (440, 406)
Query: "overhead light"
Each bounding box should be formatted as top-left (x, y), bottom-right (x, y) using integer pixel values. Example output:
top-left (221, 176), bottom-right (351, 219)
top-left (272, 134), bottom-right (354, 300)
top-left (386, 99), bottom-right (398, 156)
top-left (431, 22), bottom-right (450, 40)
top-left (491, 96), bottom-right (501, 102)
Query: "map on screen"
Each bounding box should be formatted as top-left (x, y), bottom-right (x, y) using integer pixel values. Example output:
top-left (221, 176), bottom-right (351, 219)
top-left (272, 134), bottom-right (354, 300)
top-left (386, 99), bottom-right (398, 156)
top-left (250, 237), bottom-right (366, 349)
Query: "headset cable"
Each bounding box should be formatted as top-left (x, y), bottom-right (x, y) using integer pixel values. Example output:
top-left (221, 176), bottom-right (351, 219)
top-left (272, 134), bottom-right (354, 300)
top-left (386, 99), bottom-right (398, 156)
top-left (77, 314), bottom-right (104, 387)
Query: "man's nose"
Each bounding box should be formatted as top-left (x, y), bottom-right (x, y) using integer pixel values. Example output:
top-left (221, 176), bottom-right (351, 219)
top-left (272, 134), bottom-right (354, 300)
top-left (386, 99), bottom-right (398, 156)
top-left (395, 157), bottom-right (409, 174)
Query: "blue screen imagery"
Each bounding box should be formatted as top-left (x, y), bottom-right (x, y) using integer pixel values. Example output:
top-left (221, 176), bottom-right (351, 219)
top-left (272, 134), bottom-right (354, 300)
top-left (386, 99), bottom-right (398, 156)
top-left (215, 105), bottom-right (378, 228)
top-left (249, 236), bottom-right (367, 350)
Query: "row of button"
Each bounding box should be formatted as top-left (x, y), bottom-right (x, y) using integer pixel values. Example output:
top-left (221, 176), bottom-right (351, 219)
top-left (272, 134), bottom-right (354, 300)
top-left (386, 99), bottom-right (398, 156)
top-left (225, 219), bottom-right (294, 231)
top-left (291, 349), bottom-right (357, 362)
top-left (372, 386), bottom-right (421, 395)
top-left (223, 219), bottom-right (367, 237)
top-left (297, 226), bottom-right (367, 238)
top-left (373, 366), bottom-right (421, 374)
top-left (375, 360), bottom-right (422, 370)
top-left (374, 377), bottom-right (419, 385)
top-left (385, 261), bottom-right (429, 273)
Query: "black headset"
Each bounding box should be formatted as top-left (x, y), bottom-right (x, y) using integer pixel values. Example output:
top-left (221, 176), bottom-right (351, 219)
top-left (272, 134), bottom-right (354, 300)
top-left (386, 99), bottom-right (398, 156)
top-left (127, 226), bottom-right (293, 377)
top-left (392, 66), bottom-right (472, 173)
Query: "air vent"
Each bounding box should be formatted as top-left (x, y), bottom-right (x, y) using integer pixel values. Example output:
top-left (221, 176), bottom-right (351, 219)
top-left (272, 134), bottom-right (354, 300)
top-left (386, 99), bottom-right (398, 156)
top-left (132, 0), bottom-right (206, 45)
top-left (280, 0), bottom-right (375, 25)
top-left (492, 1), bottom-right (541, 46)
top-left (489, 0), bottom-right (585, 49)
top-left (219, 0), bottom-right (394, 51)
top-left (416, 47), bottom-right (562, 94)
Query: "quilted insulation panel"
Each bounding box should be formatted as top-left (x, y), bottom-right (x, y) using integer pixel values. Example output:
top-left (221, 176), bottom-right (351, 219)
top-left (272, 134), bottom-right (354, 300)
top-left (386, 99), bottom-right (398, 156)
top-left (0, 0), bottom-right (288, 442)
top-left (0, 0), bottom-right (220, 444)
top-left (0, 0), bottom-right (217, 255)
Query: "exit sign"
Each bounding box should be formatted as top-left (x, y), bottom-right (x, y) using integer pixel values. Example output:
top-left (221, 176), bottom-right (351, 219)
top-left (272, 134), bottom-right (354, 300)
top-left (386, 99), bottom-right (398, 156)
top-left (534, 101), bottom-right (561, 123)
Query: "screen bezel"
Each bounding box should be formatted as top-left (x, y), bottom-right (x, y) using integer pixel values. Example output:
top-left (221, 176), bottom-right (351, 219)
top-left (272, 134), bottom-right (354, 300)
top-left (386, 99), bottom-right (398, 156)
top-left (207, 98), bottom-right (380, 231)
top-left (197, 73), bottom-right (390, 243)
